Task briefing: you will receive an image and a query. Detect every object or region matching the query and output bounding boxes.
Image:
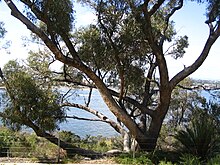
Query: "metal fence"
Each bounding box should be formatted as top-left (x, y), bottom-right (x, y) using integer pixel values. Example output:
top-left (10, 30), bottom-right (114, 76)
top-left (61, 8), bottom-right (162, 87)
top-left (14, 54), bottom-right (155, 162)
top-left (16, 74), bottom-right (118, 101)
top-left (0, 135), bottom-right (65, 163)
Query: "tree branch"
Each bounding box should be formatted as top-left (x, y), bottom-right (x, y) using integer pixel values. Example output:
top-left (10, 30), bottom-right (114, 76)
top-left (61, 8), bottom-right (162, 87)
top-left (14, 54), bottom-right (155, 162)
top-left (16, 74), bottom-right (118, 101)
top-left (64, 115), bottom-right (107, 122)
top-left (4, 0), bottom-right (76, 66)
top-left (4, 0), bottom-right (145, 139)
top-left (177, 84), bottom-right (220, 91)
top-left (170, 24), bottom-right (220, 89)
top-left (159, 0), bottom-right (184, 46)
top-left (148, 0), bottom-right (166, 16)
top-left (61, 102), bottom-right (125, 134)
top-left (109, 89), bottom-right (154, 117)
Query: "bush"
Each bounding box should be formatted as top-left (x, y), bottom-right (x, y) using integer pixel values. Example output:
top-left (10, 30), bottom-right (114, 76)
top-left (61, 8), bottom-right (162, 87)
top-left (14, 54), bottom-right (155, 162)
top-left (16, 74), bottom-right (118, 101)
top-left (159, 160), bottom-right (175, 165)
top-left (115, 153), bottom-right (153, 165)
top-left (174, 110), bottom-right (220, 160)
top-left (79, 135), bottom-right (123, 152)
top-left (0, 127), bottom-right (14, 156)
top-left (0, 127), bottom-right (36, 158)
top-left (207, 154), bottom-right (220, 165)
top-left (179, 154), bottom-right (201, 165)
top-left (59, 131), bottom-right (81, 143)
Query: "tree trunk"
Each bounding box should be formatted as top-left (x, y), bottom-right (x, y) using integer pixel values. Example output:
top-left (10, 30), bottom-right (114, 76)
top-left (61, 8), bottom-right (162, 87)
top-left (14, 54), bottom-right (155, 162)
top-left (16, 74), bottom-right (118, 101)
top-left (23, 119), bottom-right (102, 159)
top-left (123, 131), bottom-right (130, 152)
top-left (137, 118), bottom-right (163, 151)
top-left (136, 104), bottom-right (170, 152)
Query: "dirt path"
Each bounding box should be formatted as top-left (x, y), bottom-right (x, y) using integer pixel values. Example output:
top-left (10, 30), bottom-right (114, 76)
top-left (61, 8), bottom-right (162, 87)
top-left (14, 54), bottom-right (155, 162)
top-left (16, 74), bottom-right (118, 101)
top-left (0, 157), bottom-right (118, 164)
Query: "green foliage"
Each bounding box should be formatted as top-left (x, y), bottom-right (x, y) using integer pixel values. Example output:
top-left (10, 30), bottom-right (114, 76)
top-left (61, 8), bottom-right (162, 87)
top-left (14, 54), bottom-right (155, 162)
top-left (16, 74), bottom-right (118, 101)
top-left (27, 50), bottom-right (53, 83)
top-left (76, 26), bottom-right (113, 70)
top-left (26, 0), bottom-right (74, 34)
top-left (149, 150), bottom-right (181, 164)
top-left (179, 154), bottom-right (201, 165)
top-left (174, 109), bottom-right (220, 160)
top-left (159, 160), bottom-right (175, 165)
top-left (0, 127), bottom-right (14, 156)
top-left (79, 135), bottom-right (123, 152)
top-left (59, 131), bottom-right (81, 143)
top-left (168, 78), bottom-right (206, 128)
top-left (115, 153), bottom-right (153, 165)
top-left (169, 36), bottom-right (189, 59)
top-left (0, 127), bottom-right (35, 158)
top-left (0, 22), bottom-right (6, 39)
top-left (75, 0), bottom-right (189, 96)
top-left (191, 0), bottom-right (220, 23)
top-left (1, 60), bottom-right (66, 131)
top-left (207, 154), bottom-right (220, 165)
top-left (24, 133), bottom-right (59, 159)
top-left (0, 127), bottom-right (60, 159)
top-left (4, 0), bottom-right (219, 156)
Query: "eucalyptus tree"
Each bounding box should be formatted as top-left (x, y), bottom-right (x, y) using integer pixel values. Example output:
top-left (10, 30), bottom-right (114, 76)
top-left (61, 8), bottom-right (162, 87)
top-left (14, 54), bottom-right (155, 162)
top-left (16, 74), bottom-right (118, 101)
top-left (1, 0), bottom-right (220, 152)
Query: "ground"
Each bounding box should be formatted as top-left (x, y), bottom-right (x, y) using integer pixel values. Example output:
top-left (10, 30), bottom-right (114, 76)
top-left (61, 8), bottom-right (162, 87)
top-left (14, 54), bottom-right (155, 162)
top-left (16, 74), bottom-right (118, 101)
top-left (0, 157), bottom-right (117, 164)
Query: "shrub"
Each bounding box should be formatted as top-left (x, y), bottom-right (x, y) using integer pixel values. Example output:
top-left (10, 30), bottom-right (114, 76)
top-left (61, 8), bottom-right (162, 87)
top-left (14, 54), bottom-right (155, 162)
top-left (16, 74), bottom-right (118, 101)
top-left (179, 154), bottom-right (201, 165)
top-left (207, 154), bottom-right (220, 165)
top-left (115, 153), bottom-right (153, 165)
top-left (159, 160), bottom-right (175, 165)
top-left (0, 127), bottom-right (14, 156)
top-left (174, 110), bottom-right (220, 160)
top-left (59, 131), bottom-right (81, 143)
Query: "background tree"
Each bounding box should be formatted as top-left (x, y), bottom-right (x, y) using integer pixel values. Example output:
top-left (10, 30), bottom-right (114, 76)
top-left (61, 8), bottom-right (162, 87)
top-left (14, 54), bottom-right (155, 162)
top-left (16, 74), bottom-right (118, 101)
top-left (1, 0), bottom-right (220, 153)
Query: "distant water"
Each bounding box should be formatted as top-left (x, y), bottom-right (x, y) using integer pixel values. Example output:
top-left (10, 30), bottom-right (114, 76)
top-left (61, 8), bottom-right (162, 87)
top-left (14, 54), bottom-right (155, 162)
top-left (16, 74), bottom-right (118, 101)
top-left (0, 88), bottom-right (120, 138)
top-left (0, 88), bottom-right (218, 138)
top-left (59, 88), bottom-right (120, 137)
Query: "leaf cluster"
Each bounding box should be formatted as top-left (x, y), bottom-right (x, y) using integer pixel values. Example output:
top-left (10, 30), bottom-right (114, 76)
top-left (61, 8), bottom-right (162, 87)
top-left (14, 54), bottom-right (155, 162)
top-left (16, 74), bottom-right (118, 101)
top-left (0, 22), bottom-right (6, 39)
top-left (1, 60), bottom-right (66, 131)
top-left (24, 0), bottom-right (74, 34)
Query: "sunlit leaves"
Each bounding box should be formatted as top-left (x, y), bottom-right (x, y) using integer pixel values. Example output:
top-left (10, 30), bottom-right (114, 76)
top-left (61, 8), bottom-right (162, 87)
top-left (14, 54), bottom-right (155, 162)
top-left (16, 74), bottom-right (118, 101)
top-left (168, 35), bottom-right (189, 59)
top-left (27, 49), bottom-right (54, 86)
top-left (75, 25), bottom-right (113, 71)
top-left (2, 60), bottom-right (65, 131)
top-left (24, 0), bottom-right (74, 34)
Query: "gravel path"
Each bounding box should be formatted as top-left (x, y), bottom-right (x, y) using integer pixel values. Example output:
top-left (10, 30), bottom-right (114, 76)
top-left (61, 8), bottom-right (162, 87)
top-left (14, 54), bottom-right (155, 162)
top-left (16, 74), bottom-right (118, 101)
top-left (0, 157), bottom-right (37, 163)
top-left (0, 157), bottom-right (118, 164)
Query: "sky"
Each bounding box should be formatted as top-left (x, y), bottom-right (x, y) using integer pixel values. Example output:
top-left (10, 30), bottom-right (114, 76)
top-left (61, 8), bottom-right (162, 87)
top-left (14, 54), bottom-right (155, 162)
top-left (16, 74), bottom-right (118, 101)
top-left (0, 1), bottom-right (220, 80)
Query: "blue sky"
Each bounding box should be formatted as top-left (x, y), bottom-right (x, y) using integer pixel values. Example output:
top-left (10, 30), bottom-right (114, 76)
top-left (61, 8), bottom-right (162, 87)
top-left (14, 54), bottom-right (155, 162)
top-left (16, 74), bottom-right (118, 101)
top-left (0, 1), bottom-right (220, 80)
top-left (167, 1), bottom-right (220, 80)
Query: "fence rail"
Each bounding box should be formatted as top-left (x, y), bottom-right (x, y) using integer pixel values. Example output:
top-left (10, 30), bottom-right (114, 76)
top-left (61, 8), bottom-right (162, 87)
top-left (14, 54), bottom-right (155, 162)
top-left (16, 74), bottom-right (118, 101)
top-left (0, 134), bottom-right (65, 163)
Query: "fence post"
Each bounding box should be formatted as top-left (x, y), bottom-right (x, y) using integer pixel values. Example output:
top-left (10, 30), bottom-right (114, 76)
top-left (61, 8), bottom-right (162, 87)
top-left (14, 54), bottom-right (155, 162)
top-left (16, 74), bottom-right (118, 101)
top-left (57, 130), bottom-right (60, 163)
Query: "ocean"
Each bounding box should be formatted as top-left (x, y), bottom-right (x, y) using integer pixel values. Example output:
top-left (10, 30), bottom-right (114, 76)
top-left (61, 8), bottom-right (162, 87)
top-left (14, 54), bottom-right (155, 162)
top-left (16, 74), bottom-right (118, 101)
top-left (0, 88), bottom-right (120, 138)
top-left (59, 88), bottom-right (119, 137)
top-left (0, 88), bottom-right (218, 138)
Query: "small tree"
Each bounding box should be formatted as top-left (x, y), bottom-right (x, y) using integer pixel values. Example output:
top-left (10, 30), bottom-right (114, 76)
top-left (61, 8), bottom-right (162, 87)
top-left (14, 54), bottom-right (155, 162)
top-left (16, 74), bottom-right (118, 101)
top-left (1, 60), bottom-right (65, 131)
